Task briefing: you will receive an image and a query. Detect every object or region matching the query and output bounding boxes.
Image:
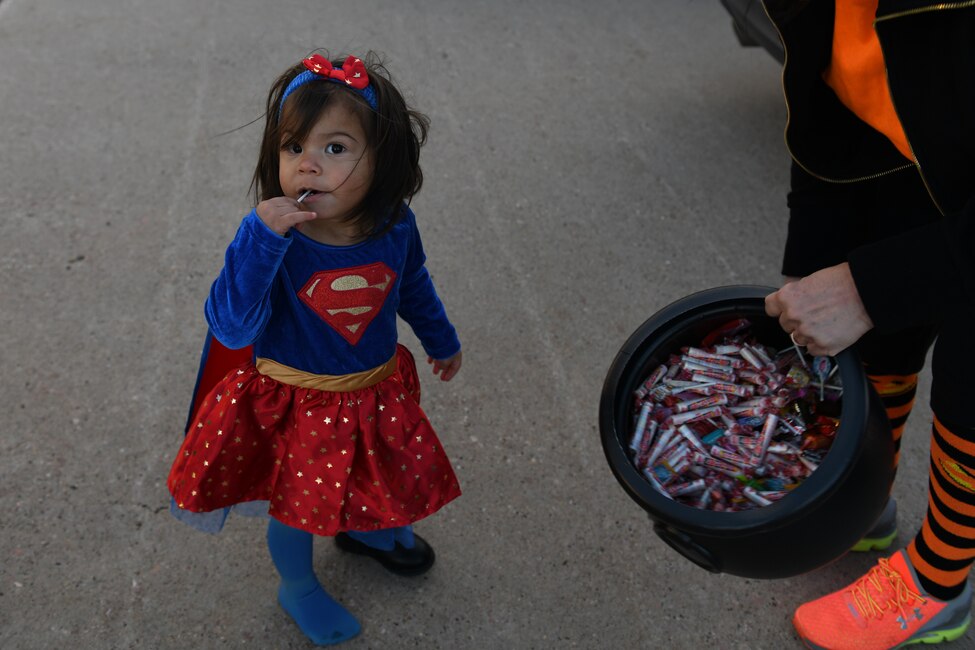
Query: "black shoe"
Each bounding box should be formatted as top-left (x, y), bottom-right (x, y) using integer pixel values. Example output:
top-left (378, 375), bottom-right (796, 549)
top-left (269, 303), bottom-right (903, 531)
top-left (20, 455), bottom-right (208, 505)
top-left (334, 532), bottom-right (436, 576)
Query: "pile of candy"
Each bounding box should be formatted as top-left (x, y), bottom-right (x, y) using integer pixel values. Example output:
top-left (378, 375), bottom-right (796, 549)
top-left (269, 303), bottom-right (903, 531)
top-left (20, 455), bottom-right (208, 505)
top-left (628, 318), bottom-right (842, 512)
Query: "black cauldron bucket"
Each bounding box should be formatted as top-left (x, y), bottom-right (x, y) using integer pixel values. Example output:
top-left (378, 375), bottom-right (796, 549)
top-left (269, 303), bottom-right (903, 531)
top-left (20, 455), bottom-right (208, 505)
top-left (599, 285), bottom-right (894, 579)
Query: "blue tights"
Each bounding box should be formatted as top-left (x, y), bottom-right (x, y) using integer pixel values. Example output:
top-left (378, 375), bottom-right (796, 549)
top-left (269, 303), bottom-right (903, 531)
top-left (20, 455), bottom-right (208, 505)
top-left (347, 525), bottom-right (415, 551)
top-left (266, 519), bottom-right (415, 645)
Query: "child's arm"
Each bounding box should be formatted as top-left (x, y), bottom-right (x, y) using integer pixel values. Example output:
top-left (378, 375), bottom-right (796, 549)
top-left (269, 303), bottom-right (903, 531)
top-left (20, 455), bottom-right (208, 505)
top-left (205, 210), bottom-right (292, 349)
top-left (396, 210), bottom-right (462, 373)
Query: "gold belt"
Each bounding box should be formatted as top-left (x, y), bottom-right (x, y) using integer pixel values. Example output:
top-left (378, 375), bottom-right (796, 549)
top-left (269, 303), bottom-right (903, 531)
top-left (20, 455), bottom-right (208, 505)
top-left (255, 355), bottom-right (397, 391)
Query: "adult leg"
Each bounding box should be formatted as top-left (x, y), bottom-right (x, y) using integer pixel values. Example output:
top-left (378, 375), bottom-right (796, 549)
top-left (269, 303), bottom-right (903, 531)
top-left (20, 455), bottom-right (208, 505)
top-left (859, 325), bottom-right (937, 470)
top-left (849, 325), bottom-right (936, 550)
top-left (907, 308), bottom-right (975, 600)
top-left (793, 320), bottom-right (972, 648)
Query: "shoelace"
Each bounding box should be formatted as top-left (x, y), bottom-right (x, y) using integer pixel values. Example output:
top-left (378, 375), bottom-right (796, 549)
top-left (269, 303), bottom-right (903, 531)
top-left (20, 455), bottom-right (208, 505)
top-left (849, 558), bottom-right (927, 621)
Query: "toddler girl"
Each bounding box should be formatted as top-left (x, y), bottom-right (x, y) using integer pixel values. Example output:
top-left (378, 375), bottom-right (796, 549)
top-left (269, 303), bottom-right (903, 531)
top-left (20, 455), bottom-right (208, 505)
top-left (167, 51), bottom-right (463, 645)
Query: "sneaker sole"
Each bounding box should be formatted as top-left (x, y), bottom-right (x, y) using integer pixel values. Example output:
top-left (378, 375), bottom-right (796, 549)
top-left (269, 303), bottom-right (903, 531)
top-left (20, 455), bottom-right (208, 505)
top-left (897, 614), bottom-right (971, 647)
top-left (798, 614), bottom-right (971, 649)
top-left (850, 530), bottom-right (897, 552)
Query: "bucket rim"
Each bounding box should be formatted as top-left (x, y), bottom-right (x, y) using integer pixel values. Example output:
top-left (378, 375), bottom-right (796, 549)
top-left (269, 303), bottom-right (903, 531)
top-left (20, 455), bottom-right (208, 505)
top-left (599, 284), bottom-right (871, 537)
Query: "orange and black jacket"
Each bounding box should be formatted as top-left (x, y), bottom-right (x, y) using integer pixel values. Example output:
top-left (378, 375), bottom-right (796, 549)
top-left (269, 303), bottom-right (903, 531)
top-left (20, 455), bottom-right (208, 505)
top-left (764, 0), bottom-right (975, 330)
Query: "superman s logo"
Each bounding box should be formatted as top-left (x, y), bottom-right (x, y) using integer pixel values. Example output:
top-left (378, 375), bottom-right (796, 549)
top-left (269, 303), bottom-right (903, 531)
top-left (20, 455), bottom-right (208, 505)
top-left (299, 262), bottom-right (396, 345)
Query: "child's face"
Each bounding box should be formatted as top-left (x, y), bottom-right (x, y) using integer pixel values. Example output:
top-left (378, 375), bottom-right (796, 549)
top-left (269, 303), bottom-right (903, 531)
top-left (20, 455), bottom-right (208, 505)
top-left (278, 101), bottom-right (373, 224)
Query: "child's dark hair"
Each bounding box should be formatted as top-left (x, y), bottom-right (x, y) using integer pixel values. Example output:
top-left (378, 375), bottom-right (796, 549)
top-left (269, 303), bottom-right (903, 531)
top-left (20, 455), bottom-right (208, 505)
top-left (251, 52), bottom-right (429, 238)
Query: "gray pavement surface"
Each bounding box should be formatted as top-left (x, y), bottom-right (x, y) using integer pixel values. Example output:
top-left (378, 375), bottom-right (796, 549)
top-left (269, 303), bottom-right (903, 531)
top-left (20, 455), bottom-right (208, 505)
top-left (1, 0), bottom-right (967, 648)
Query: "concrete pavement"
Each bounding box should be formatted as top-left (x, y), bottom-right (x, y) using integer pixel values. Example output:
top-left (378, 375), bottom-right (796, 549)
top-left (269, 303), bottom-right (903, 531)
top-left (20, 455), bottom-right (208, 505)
top-left (0, 0), bottom-right (963, 648)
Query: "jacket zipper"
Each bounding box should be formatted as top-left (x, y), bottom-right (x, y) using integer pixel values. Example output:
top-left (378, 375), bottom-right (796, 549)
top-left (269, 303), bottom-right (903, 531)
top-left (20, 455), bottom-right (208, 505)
top-left (761, 1), bottom-right (918, 187)
top-left (876, 1), bottom-right (975, 22)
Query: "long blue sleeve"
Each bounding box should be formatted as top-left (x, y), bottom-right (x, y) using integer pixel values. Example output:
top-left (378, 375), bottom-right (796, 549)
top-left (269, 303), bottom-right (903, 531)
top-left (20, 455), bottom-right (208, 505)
top-left (397, 218), bottom-right (460, 360)
top-left (205, 211), bottom-right (291, 349)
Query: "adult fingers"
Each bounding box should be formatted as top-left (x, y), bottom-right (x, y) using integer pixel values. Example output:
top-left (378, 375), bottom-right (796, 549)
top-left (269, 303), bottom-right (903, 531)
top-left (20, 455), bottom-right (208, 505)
top-left (765, 291), bottom-right (783, 318)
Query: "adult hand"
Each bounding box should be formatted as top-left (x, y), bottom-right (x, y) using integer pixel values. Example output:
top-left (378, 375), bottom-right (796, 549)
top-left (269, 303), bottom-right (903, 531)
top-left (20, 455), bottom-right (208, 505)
top-left (256, 197), bottom-right (318, 236)
top-left (428, 351), bottom-right (462, 382)
top-left (765, 263), bottom-right (874, 357)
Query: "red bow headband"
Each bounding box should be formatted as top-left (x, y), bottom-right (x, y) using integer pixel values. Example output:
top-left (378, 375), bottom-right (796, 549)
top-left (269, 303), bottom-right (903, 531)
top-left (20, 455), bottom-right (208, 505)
top-left (304, 54), bottom-right (369, 89)
top-left (278, 54), bottom-right (377, 116)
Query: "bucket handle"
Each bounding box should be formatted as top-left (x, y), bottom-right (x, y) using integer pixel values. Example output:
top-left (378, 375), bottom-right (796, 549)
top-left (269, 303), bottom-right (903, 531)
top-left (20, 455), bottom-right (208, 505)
top-left (653, 522), bottom-right (722, 574)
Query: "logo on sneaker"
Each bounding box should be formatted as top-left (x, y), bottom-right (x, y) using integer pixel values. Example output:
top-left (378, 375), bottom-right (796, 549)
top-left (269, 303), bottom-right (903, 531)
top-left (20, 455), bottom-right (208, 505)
top-left (299, 263), bottom-right (396, 345)
top-left (896, 608), bottom-right (924, 630)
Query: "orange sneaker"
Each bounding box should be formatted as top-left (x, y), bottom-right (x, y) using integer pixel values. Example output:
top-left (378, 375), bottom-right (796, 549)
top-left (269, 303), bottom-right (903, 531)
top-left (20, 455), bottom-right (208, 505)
top-left (793, 550), bottom-right (972, 649)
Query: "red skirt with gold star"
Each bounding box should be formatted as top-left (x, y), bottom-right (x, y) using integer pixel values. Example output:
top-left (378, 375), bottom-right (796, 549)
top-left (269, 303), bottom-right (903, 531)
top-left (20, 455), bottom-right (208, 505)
top-left (167, 344), bottom-right (461, 536)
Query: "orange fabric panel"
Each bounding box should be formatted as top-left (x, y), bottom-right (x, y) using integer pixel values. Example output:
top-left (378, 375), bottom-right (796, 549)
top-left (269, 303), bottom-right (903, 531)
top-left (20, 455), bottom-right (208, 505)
top-left (867, 373), bottom-right (919, 396)
top-left (909, 539), bottom-right (971, 586)
top-left (927, 496), bottom-right (975, 554)
top-left (824, 0), bottom-right (913, 160)
top-left (934, 415), bottom-right (975, 458)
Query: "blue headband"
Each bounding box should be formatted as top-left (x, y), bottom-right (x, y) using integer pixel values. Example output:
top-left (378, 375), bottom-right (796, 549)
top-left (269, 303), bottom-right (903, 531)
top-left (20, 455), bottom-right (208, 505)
top-left (278, 54), bottom-right (378, 118)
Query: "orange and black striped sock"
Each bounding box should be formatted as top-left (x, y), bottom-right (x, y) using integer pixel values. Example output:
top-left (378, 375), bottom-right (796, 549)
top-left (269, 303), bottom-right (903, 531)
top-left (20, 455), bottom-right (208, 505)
top-left (907, 414), bottom-right (975, 601)
top-left (867, 373), bottom-right (920, 474)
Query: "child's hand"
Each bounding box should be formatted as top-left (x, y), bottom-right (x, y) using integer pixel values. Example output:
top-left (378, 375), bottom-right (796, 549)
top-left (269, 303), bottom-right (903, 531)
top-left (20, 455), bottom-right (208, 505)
top-left (428, 351), bottom-right (462, 382)
top-left (256, 197), bottom-right (318, 236)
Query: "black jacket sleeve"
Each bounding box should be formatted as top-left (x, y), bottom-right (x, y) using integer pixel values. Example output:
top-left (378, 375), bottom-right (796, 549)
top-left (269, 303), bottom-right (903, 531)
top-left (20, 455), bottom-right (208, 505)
top-left (848, 198), bottom-right (975, 331)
